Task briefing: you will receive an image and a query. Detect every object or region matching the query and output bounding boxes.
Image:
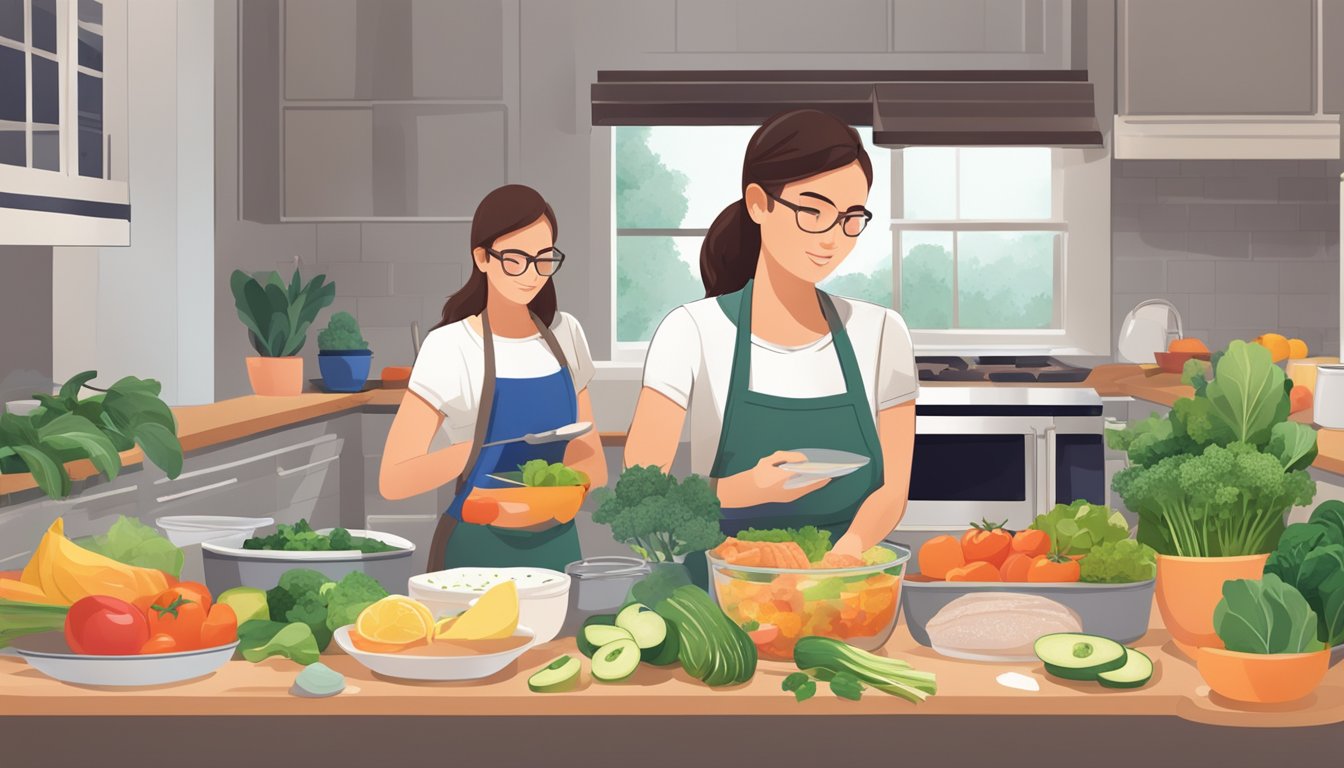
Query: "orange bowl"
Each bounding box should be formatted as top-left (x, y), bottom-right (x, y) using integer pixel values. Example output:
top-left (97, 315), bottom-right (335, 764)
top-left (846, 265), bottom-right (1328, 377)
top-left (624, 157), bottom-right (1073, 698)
top-left (1154, 350), bottom-right (1211, 374)
top-left (468, 485), bottom-right (588, 528)
top-left (1196, 646), bottom-right (1330, 704)
top-left (1156, 554), bottom-right (1268, 656)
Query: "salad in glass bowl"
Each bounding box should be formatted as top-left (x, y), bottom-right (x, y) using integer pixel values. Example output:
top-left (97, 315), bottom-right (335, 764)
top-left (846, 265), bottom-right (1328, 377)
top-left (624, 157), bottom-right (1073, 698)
top-left (706, 527), bottom-right (910, 661)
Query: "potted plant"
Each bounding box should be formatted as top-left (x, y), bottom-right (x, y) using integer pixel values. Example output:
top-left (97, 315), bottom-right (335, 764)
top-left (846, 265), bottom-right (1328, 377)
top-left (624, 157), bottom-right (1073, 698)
top-left (229, 269), bottom-right (335, 396)
top-left (1196, 574), bottom-right (1331, 704)
top-left (1109, 340), bottom-right (1319, 655)
top-left (316, 312), bottom-right (372, 392)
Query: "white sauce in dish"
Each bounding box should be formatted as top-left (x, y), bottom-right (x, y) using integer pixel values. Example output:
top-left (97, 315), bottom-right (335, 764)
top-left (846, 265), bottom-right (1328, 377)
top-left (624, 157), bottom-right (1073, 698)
top-left (996, 672), bottom-right (1040, 692)
top-left (415, 567), bottom-right (564, 593)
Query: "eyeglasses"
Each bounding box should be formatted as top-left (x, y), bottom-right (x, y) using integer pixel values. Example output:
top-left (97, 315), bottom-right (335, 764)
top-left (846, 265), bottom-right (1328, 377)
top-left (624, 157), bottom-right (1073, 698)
top-left (767, 193), bottom-right (872, 237)
top-left (485, 247), bottom-right (566, 277)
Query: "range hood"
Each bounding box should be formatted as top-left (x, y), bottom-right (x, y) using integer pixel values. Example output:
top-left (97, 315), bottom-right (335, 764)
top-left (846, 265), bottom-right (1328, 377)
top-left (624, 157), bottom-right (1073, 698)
top-left (592, 70), bottom-right (1104, 149)
top-left (1113, 115), bottom-right (1341, 160)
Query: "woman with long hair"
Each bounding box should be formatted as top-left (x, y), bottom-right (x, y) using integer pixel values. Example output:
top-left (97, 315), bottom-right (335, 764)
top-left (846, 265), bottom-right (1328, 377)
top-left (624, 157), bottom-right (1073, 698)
top-left (625, 110), bottom-right (917, 568)
top-left (380, 184), bottom-right (606, 571)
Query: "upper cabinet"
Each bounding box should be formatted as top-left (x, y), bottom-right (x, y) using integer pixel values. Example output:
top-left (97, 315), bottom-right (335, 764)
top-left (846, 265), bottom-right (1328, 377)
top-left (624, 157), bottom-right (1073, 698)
top-left (1115, 0), bottom-right (1340, 159)
top-left (240, 0), bottom-right (517, 223)
top-left (0, 0), bottom-right (128, 245)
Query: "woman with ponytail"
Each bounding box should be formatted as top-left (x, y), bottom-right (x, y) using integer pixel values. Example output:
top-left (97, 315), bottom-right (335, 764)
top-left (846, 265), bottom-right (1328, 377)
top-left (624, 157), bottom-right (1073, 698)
top-left (380, 184), bottom-right (605, 571)
top-left (625, 110), bottom-right (918, 568)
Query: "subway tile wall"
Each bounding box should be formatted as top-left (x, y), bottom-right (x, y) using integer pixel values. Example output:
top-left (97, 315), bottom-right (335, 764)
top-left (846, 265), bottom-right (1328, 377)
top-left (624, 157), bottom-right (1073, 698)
top-left (1112, 160), bottom-right (1341, 357)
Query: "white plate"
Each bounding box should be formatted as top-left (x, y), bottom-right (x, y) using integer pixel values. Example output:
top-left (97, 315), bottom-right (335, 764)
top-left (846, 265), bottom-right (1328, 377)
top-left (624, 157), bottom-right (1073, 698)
top-left (332, 624), bottom-right (535, 681)
top-left (12, 633), bottom-right (238, 687)
top-left (156, 515), bottom-right (274, 547)
top-left (200, 528), bottom-right (414, 561)
top-left (779, 448), bottom-right (871, 489)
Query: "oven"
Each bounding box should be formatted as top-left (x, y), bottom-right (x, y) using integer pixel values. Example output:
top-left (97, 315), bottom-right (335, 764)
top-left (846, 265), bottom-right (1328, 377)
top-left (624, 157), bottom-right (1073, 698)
top-left (896, 387), bottom-right (1105, 533)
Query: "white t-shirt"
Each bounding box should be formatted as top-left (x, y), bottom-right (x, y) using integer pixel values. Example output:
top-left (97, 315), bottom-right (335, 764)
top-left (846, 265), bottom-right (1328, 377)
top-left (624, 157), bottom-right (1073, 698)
top-left (642, 296), bottom-right (919, 475)
top-left (408, 311), bottom-right (596, 445)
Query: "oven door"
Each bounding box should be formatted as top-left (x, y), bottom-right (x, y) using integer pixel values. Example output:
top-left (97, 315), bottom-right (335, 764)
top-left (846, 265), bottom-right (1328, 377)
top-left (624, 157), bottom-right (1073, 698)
top-left (900, 415), bottom-right (1051, 531)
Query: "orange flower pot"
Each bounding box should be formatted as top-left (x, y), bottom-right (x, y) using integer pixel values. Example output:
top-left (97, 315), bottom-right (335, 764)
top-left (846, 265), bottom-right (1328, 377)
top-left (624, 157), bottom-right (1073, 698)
top-left (1196, 647), bottom-right (1330, 704)
top-left (245, 356), bottom-right (304, 396)
top-left (1155, 553), bottom-right (1268, 656)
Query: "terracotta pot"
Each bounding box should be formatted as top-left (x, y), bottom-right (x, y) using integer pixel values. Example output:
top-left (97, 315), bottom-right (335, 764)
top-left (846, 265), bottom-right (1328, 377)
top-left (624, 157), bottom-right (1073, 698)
top-left (245, 356), bottom-right (304, 396)
top-left (1196, 647), bottom-right (1330, 704)
top-left (1155, 553), bottom-right (1268, 656)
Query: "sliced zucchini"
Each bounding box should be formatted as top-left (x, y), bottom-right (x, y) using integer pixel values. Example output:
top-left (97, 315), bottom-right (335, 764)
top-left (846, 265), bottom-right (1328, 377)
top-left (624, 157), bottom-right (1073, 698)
top-left (1097, 648), bottom-right (1154, 689)
top-left (591, 638), bottom-right (641, 682)
top-left (615, 603), bottom-right (668, 650)
top-left (641, 621), bottom-right (680, 666)
top-left (528, 655), bottom-right (581, 693)
top-left (1034, 633), bottom-right (1127, 681)
top-left (575, 615), bottom-right (619, 658)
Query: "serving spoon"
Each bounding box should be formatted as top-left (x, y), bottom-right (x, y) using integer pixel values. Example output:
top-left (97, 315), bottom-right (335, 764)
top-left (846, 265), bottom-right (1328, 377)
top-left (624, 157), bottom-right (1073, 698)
top-left (479, 421), bottom-right (593, 449)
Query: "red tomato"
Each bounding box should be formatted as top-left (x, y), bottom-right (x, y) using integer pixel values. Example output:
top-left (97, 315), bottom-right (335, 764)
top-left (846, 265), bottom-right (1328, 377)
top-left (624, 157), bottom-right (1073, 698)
top-left (1011, 529), bottom-right (1051, 558)
top-left (1028, 555), bottom-right (1081, 583)
top-left (147, 590), bottom-right (207, 651)
top-left (140, 633), bottom-right (179, 655)
top-left (462, 497), bottom-right (501, 525)
top-left (163, 581), bottom-right (212, 614)
top-left (961, 520), bottom-right (1012, 567)
top-left (200, 603), bottom-right (239, 648)
top-left (65, 595), bottom-right (150, 655)
top-left (999, 552), bottom-right (1037, 582)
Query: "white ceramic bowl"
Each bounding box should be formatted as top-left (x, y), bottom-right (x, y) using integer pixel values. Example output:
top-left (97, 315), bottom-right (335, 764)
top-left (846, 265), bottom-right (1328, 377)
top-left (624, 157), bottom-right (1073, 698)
top-left (332, 624), bottom-right (535, 681)
top-left (201, 528), bottom-right (415, 595)
top-left (11, 633), bottom-right (238, 687)
top-left (408, 567), bottom-right (570, 644)
top-left (156, 515), bottom-right (275, 547)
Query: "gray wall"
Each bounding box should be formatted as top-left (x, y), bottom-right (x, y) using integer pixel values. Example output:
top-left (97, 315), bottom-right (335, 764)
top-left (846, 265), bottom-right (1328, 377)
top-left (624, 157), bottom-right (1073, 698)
top-left (0, 246), bottom-right (53, 405)
top-left (1112, 160), bottom-right (1341, 357)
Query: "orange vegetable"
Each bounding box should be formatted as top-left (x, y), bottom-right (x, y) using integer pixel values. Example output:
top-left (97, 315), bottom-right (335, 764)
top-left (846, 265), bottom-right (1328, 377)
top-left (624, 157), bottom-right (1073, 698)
top-left (1010, 529), bottom-right (1051, 558)
top-left (140, 633), bottom-right (179, 655)
top-left (1290, 386), bottom-right (1313, 415)
top-left (1027, 554), bottom-right (1081, 583)
top-left (946, 561), bottom-right (1002, 582)
top-left (1168, 337), bottom-right (1208, 354)
top-left (462, 497), bottom-right (501, 525)
top-left (147, 590), bottom-right (207, 651)
top-left (918, 535), bottom-right (965, 579)
top-left (961, 520), bottom-right (1012, 567)
top-left (200, 603), bottom-right (238, 648)
top-left (1000, 552), bottom-right (1037, 582)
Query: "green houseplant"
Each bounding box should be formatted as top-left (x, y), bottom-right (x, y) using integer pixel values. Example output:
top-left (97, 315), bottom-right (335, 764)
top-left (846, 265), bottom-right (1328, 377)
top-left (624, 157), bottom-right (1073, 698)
top-left (230, 269), bottom-right (336, 396)
top-left (1109, 339), bottom-right (1318, 654)
top-left (316, 312), bottom-right (372, 393)
top-left (0, 371), bottom-right (183, 499)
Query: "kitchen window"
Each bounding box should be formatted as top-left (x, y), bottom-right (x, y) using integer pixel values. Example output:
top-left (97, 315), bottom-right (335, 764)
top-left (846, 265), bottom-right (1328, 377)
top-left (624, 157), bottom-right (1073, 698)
top-left (610, 128), bottom-right (1107, 357)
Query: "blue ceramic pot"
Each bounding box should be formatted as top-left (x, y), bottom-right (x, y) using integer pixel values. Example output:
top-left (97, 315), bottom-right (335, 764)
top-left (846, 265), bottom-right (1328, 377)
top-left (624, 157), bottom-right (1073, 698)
top-left (318, 349), bottom-right (373, 392)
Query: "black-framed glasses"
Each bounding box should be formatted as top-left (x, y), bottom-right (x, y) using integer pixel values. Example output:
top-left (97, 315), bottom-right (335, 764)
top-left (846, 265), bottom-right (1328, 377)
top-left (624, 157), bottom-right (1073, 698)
top-left (767, 193), bottom-right (872, 237)
top-left (485, 247), bottom-right (566, 277)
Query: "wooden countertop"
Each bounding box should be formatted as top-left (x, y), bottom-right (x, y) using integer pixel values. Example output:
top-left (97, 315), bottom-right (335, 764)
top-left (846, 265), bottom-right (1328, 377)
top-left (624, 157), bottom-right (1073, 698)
top-left (5, 364), bottom-right (1343, 496)
top-left (2, 616), bottom-right (1340, 726)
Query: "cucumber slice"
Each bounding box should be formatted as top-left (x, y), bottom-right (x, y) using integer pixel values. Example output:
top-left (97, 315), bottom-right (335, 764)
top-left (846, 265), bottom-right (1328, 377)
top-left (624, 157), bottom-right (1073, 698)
top-left (528, 655), bottom-right (581, 693)
top-left (1034, 633), bottom-right (1127, 681)
top-left (584, 623), bottom-right (633, 651)
top-left (1097, 648), bottom-right (1153, 689)
top-left (575, 615), bottom-right (621, 658)
top-left (591, 638), bottom-right (641, 682)
top-left (616, 603), bottom-right (668, 650)
top-left (641, 621), bottom-right (680, 666)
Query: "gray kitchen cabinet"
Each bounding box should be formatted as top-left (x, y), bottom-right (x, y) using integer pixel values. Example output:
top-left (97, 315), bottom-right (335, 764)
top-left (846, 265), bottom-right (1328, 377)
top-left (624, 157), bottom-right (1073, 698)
top-left (1324, 0), bottom-right (1344, 115)
top-left (1118, 0), bottom-right (1315, 115)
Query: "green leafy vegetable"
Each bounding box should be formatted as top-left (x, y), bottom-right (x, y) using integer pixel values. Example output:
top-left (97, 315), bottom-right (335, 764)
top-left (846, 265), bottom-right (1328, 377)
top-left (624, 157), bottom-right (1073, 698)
top-left (1029, 500), bottom-right (1130, 556)
top-left (737, 526), bottom-right (833, 562)
top-left (285, 591), bottom-right (332, 651)
top-left (1264, 503), bottom-right (1344, 647)
top-left (1268, 421), bottom-right (1320, 472)
top-left (243, 519), bottom-right (399, 553)
top-left (592, 466), bottom-right (725, 563)
top-left (1213, 574), bottom-right (1324, 654)
top-left (630, 575), bottom-right (755, 687)
top-left (238, 620), bottom-right (321, 666)
top-left (1079, 539), bottom-right (1157, 584)
top-left (519, 459), bottom-right (588, 487)
top-left (1204, 341), bottom-right (1288, 446)
top-left (324, 571), bottom-right (390, 632)
top-left (791, 636), bottom-right (937, 703)
top-left (74, 516), bottom-right (184, 578)
top-left (828, 670), bottom-right (866, 701)
top-left (782, 671), bottom-right (816, 702)
top-left (1311, 500), bottom-right (1344, 544)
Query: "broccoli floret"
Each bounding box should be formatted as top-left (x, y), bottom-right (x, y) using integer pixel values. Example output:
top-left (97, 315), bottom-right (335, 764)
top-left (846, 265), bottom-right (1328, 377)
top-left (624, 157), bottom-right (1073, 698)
top-left (593, 467), bottom-right (723, 562)
top-left (275, 568), bottom-right (330, 602)
top-left (324, 572), bottom-right (389, 632)
top-left (266, 585), bottom-right (297, 623)
top-left (285, 591), bottom-right (332, 651)
top-left (327, 527), bottom-right (354, 551)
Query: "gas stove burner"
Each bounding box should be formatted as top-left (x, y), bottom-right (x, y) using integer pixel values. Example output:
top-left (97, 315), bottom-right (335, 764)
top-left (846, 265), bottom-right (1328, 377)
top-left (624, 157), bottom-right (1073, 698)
top-left (916, 356), bottom-right (1091, 383)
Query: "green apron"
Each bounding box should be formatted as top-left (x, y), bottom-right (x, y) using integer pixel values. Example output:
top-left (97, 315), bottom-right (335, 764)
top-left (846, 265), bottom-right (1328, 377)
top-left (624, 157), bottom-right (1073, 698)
top-left (686, 279), bottom-right (885, 586)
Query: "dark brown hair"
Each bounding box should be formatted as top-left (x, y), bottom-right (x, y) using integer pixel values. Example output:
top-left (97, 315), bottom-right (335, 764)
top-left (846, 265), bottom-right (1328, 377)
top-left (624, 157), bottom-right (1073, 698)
top-left (435, 184), bottom-right (559, 329)
top-left (700, 110), bottom-right (874, 297)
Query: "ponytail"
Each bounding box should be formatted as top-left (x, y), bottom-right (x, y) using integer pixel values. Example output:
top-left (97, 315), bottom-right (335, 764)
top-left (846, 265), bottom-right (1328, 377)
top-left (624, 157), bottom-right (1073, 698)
top-left (700, 199), bottom-right (763, 297)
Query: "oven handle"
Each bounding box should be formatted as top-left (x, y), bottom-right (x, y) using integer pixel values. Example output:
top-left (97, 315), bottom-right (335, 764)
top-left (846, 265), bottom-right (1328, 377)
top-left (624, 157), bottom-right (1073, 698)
top-left (1042, 425), bottom-right (1057, 510)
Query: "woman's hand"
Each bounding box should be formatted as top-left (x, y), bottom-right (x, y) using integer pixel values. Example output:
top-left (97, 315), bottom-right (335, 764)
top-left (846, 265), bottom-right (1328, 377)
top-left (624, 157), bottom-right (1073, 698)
top-left (822, 535), bottom-right (866, 568)
top-left (715, 450), bottom-right (830, 508)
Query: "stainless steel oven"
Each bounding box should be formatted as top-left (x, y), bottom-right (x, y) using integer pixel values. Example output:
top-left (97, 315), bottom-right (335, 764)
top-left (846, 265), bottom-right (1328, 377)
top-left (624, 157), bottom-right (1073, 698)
top-left (896, 387), bottom-right (1105, 533)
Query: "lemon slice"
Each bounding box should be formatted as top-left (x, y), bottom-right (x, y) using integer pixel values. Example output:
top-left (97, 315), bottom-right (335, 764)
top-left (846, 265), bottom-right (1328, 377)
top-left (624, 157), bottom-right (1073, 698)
top-left (433, 616), bottom-right (457, 639)
top-left (355, 595), bottom-right (435, 646)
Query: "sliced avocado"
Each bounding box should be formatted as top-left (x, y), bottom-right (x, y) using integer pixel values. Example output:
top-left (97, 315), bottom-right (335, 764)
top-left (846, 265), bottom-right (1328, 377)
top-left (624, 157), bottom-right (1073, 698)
top-left (1098, 648), bottom-right (1154, 689)
top-left (528, 655), bottom-right (582, 693)
top-left (575, 614), bottom-right (617, 658)
top-left (1035, 633), bottom-right (1127, 681)
top-left (615, 603), bottom-right (668, 650)
top-left (641, 621), bottom-right (680, 666)
top-left (591, 638), bottom-right (641, 682)
top-left (217, 586), bottom-right (269, 625)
